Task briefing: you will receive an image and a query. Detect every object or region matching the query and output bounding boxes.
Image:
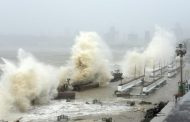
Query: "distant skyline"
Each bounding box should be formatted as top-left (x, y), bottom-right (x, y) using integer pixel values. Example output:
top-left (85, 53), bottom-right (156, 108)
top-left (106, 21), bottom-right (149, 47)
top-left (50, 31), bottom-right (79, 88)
top-left (0, 0), bottom-right (189, 38)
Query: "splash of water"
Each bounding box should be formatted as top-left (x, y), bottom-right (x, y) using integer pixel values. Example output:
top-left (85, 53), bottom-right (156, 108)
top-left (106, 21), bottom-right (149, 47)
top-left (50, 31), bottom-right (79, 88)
top-left (122, 26), bottom-right (177, 77)
top-left (0, 49), bottom-right (59, 119)
top-left (60, 32), bottom-right (112, 86)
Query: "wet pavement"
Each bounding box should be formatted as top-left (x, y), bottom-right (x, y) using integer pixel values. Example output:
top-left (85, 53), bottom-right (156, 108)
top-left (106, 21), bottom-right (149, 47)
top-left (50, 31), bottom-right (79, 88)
top-left (67, 71), bottom-right (181, 122)
top-left (16, 63), bottom-right (189, 122)
top-left (164, 91), bottom-right (190, 122)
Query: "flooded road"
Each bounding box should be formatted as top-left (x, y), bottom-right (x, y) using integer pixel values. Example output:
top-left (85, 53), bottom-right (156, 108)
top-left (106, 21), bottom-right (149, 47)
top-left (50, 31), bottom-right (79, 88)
top-left (0, 50), bottom-right (188, 122)
top-left (18, 69), bottom-right (183, 122)
top-left (73, 74), bottom-right (180, 122)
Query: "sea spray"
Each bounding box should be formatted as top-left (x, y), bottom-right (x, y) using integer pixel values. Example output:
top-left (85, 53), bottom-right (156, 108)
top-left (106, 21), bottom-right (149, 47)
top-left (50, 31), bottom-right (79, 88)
top-left (59, 32), bottom-right (112, 87)
top-left (0, 49), bottom-right (59, 119)
top-left (122, 49), bottom-right (145, 78)
top-left (122, 26), bottom-right (177, 77)
top-left (144, 27), bottom-right (176, 67)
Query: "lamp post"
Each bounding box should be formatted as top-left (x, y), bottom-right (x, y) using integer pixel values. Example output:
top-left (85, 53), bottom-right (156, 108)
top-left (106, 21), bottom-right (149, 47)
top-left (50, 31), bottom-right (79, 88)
top-left (176, 43), bottom-right (186, 96)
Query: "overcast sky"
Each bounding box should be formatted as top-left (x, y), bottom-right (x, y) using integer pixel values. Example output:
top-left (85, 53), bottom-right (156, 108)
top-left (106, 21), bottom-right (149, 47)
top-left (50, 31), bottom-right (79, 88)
top-left (0, 0), bottom-right (190, 36)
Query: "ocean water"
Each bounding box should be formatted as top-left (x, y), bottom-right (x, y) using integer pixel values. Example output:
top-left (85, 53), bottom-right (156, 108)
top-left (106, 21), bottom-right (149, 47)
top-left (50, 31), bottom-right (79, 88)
top-left (0, 46), bottom-right (128, 67)
top-left (0, 40), bottom-right (182, 122)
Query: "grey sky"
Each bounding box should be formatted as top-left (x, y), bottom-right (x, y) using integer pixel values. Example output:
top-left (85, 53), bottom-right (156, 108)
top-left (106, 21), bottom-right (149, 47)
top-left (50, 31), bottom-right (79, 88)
top-left (0, 0), bottom-right (190, 36)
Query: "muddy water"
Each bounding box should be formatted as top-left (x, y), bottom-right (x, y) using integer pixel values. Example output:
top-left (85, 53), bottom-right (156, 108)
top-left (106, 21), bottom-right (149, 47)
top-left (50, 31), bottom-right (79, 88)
top-left (0, 50), bottom-right (186, 122)
top-left (73, 73), bottom-right (180, 122)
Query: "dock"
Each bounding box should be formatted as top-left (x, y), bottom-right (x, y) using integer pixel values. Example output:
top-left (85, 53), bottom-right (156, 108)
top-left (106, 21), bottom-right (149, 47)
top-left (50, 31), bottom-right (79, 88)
top-left (117, 76), bottom-right (144, 92)
top-left (143, 77), bottom-right (166, 94)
